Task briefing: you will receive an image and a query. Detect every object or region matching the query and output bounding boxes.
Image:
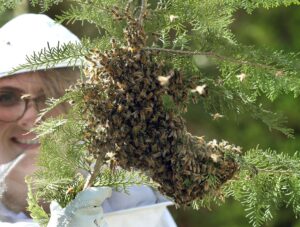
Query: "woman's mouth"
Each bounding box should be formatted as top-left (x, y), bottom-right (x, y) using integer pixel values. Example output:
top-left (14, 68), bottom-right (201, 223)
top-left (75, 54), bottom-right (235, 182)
top-left (11, 137), bottom-right (40, 150)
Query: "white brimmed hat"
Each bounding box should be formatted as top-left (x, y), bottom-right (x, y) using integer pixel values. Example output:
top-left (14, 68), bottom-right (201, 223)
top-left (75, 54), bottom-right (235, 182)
top-left (0, 13), bottom-right (81, 78)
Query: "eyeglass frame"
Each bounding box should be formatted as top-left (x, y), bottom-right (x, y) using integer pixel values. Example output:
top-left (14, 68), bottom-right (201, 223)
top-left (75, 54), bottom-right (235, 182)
top-left (0, 93), bottom-right (47, 123)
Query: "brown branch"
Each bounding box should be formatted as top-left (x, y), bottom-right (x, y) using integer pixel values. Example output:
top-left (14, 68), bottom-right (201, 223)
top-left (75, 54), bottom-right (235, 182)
top-left (138, 0), bottom-right (147, 25)
top-left (145, 47), bottom-right (276, 72)
top-left (83, 154), bottom-right (104, 189)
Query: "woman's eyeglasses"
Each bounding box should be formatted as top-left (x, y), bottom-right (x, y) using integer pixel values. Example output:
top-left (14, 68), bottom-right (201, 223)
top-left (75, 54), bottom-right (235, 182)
top-left (0, 88), bottom-right (47, 122)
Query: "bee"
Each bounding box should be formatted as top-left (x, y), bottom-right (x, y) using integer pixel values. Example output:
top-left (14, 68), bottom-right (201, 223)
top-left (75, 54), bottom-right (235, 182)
top-left (125, 0), bottom-right (132, 14)
top-left (117, 105), bottom-right (123, 113)
top-left (157, 75), bottom-right (171, 86)
top-left (211, 113), bottom-right (224, 121)
top-left (133, 53), bottom-right (141, 61)
top-left (66, 187), bottom-right (74, 195)
top-left (191, 84), bottom-right (208, 97)
top-left (110, 38), bottom-right (117, 49)
top-left (111, 6), bottom-right (122, 18)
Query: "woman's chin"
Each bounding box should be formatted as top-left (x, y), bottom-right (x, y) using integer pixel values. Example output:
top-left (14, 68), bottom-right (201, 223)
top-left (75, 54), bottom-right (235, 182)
top-left (16, 143), bottom-right (40, 151)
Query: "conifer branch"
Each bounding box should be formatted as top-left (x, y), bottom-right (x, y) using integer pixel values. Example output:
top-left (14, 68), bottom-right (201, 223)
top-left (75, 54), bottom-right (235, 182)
top-left (11, 42), bottom-right (85, 74)
top-left (3, 1), bottom-right (298, 226)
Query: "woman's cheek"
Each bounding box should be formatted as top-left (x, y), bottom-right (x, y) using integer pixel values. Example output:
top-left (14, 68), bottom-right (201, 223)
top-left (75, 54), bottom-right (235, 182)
top-left (0, 123), bottom-right (10, 164)
top-left (0, 123), bottom-right (22, 164)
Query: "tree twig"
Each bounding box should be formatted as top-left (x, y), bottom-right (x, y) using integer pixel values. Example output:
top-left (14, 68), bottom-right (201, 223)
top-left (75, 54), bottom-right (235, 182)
top-left (138, 0), bottom-right (147, 25)
top-left (257, 168), bottom-right (298, 175)
top-left (145, 47), bottom-right (277, 72)
top-left (83, 154), bottom-right (103, 189)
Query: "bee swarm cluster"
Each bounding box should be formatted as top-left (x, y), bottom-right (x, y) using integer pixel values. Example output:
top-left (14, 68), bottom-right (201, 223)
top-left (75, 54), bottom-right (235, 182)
top-left (81, 6), bottom-right (240, 205)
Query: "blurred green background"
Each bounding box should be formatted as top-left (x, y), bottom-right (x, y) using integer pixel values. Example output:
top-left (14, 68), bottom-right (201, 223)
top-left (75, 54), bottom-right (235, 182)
top-left (1, 1), bottom-right (300, 227)
top-left (173, 5), bottom-right (300, 227)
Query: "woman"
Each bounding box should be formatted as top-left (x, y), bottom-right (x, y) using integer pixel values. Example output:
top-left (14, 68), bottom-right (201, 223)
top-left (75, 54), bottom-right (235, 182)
top-left (0, 14), bottom-right (176, 226)
top-left (0, 68), bottom-right (79, 223)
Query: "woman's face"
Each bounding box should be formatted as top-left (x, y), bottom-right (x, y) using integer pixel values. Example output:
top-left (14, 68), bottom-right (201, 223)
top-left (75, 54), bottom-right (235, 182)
top-left (0, 72), bottom-right (61, 213)
top-left (0, 73), bottom-right (41, 163)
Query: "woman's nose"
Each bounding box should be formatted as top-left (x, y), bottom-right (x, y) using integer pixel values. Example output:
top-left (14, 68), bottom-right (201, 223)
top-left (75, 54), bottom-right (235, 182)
top-left (16, 101), bottom-right (39, 130)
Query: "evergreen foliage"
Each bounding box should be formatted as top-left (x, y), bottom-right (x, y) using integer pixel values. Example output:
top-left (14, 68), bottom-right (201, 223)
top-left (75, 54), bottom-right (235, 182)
top-left (224, 148), bottom-right (300, 227)
top-left (12, 42), bottom-right (85, 74)
top-left (2, 0), bottom-right (300, 226)
top-left (27, 104), bottom-right (156, 225)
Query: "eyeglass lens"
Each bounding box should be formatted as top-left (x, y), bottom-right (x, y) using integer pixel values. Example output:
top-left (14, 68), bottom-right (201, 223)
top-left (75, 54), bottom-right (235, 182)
top-left (0, 89), bottom-right (26, 122)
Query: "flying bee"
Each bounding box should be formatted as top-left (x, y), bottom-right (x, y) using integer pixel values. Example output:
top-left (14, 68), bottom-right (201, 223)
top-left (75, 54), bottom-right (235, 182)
top-left (191, 84), bottom-right (208, 97)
